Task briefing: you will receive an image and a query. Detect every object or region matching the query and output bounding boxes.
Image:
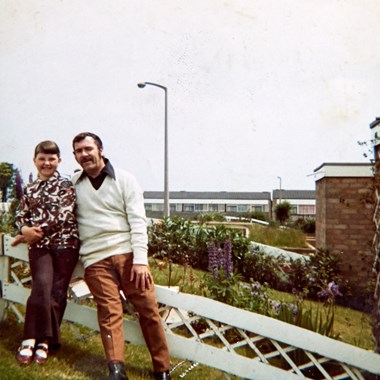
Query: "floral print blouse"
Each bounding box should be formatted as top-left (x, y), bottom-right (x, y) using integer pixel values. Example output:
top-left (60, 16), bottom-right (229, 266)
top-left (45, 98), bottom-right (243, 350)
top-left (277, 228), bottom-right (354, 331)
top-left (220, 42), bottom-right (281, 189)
top-left (16, 171), bottom-right (80, 250)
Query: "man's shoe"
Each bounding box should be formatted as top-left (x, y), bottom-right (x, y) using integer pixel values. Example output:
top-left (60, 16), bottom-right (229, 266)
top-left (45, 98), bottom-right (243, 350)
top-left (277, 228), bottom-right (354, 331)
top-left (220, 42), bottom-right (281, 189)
top-left (153, 370), bottom-right (171, 380)
top-left (107, 361), bottom-right (129, 380)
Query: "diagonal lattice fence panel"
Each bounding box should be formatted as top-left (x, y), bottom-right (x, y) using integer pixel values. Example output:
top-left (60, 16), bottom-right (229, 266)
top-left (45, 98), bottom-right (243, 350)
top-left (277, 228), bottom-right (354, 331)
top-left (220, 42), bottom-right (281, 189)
top-left (1, 234), bottom-right (379, 379)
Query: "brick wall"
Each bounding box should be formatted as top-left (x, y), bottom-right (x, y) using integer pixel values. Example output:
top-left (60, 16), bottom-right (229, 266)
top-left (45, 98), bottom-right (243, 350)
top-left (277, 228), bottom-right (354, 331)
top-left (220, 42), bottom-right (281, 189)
top-left (316, 176), bottom-right (375, 304)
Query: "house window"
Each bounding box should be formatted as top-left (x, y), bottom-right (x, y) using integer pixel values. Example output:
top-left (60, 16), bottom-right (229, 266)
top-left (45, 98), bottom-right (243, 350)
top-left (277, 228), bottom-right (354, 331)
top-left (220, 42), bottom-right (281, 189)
top-left (218, 204), bottom-right (226, 212)
top-left (183, 204), bottom-right (195, 212)
top-left (299, 205), bottom-right (316, 215)
top-left (152, 203), bottom-right (164, 211)
top-left (209, 204), bottom-right (219, 212)
top-left (145, 203), bottom-right (152, 212)
top-left (237, 204), bottom-right (250, 212)
top-left (173, 204), bottom-right (183, 212)
top-left (226, 205), bottom-right (237, 212)
top-left (252, 205), bottom-right (263, 212)
top-left (195, 204), bottom-right (208, 212)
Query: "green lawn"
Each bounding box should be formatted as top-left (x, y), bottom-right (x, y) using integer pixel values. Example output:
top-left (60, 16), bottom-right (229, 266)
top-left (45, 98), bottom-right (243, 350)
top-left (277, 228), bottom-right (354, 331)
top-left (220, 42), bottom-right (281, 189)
top-left (248, 223), bottom-right (309, 248)
top-left (0, 313), bottom-right (235, 380)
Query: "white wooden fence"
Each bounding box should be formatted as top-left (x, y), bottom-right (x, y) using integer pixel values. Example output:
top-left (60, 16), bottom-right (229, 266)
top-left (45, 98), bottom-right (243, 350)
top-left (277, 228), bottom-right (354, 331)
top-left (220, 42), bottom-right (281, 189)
top-left (1, 234), bottom-right (380, 380)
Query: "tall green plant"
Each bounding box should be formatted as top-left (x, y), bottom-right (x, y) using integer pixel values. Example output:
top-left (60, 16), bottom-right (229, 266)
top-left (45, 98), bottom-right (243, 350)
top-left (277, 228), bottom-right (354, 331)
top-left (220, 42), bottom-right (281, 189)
top-left (274, 201), bottom-right (291, 224)
top-left (276, 299), bottom-right (339, 339)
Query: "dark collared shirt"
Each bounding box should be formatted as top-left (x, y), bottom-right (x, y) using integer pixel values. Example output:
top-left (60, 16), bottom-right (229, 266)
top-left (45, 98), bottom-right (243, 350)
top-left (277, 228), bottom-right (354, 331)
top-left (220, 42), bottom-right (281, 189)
top-left (78, 158), bottom-right (115, 190)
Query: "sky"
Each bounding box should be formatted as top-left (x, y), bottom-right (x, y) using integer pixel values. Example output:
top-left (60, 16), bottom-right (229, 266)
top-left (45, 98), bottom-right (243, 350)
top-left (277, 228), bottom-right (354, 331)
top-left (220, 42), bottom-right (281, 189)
top-left (1, 0), bottom-right (379, 193)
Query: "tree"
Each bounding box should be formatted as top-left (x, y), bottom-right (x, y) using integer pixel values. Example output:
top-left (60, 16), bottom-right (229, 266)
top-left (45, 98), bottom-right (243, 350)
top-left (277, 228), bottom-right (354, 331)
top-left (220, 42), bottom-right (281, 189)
top-left (13, 169), bottom-right (23, 201)
top-left (0, 163), bottom-right (24, 203)
top-left (0, 162), bottom-right (14, 202)
top-left (274, 201), bottom-right (291, 224)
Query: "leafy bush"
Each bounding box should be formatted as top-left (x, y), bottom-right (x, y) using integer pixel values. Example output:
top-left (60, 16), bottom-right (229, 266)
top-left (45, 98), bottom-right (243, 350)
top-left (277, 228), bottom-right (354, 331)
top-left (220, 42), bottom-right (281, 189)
top-left (274, 201), bottom-right (291, 224)
top-left (291, 217), bottom-right (316, 234)
top-left (0, 199), bottom-right (19, 234)
top-left (237, 247), bottom-right (288, 289)
top-left (148, 216), bottom-right (250, 272)
top-left (285, 248), bottom-right (345, 300)
top-left (195, 212), bottom-right (226, 223)
top-left (148, 217), bottom-right (344, 304)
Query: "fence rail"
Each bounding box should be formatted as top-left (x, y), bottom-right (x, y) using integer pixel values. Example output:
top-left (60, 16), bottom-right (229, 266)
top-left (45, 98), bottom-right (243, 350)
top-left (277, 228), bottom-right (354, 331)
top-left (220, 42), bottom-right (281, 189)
top-left (1, 234), bottom-right (380, 379)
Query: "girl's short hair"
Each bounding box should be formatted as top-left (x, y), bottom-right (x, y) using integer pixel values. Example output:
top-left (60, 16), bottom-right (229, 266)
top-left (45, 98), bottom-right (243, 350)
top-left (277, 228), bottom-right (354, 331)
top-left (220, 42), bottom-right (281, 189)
top-left (34, 141), bottom-right (61, 158)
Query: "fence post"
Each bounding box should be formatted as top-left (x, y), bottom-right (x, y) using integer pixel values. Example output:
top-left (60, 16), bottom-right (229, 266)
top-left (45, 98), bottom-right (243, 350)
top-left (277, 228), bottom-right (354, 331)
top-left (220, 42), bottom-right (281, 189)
top-left (0, 234), bottom-right (10, 321)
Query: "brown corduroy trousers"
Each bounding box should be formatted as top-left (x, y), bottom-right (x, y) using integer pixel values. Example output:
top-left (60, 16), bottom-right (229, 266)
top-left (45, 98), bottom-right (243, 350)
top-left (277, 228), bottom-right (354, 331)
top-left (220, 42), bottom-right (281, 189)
top-left (84, 253), bottom-right (170, 372)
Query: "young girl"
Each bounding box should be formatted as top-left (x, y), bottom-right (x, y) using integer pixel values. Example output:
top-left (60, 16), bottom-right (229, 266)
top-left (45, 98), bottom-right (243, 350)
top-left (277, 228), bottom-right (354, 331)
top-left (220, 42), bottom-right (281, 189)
top-left (15, 140), bottom-right (80, 365)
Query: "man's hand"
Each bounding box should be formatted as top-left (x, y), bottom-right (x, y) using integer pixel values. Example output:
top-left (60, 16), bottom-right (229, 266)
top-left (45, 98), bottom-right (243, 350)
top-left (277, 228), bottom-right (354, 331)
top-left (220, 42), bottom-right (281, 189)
top-left (130, 264), bottom-right (152, 291)
top-left (10, 234), bottom-right (26, 246)
top-left (20, 226), bottom-right (44, 246)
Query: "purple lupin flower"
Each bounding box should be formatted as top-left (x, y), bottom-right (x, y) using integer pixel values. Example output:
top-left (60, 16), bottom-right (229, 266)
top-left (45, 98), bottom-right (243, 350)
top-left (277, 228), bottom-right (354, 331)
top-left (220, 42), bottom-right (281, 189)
top-left (224, 239), bottom-right (233, 277)
top-left (208, 241), bottom-right (219, 280)
top-left (15, 171), bottom-right (23, 200)
top-left (318, 281), bottom-right (343, 299)
top-left (328, 281), bottom-right (342, 297)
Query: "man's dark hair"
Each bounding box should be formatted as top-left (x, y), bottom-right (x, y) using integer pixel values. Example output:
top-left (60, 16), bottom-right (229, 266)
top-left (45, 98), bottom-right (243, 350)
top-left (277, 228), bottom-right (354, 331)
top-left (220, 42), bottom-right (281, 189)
top-left (72, 132), bottom-right (103, 150)
top-left (34, 140), bottom-right (61, 158)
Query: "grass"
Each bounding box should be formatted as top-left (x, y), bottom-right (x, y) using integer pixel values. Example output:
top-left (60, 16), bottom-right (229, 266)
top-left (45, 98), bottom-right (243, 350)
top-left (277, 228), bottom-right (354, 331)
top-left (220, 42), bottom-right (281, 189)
top-left (248, 223), bottom-right (308, 248)
top-left (0, 310), bottom-right (236, 380)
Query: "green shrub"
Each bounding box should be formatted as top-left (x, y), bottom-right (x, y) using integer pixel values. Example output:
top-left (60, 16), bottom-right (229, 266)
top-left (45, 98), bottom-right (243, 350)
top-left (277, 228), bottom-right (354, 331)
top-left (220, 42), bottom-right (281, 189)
top-left (237, 247), bottom-right (287, 289)
top-left (148, 217), bottom-right (344, 304)
top-left (285, 248), bottom-right (345, 299)
top-left (291, 217), bottom-right (316, 234)
top-left (148, 216), bottom-right (250, 272)
top-left (274, 201), bottom-right (291, 224)
top-left (0, 199), bottom-right (19, 234)
top-left (195, 212), bottom-right (226, 223)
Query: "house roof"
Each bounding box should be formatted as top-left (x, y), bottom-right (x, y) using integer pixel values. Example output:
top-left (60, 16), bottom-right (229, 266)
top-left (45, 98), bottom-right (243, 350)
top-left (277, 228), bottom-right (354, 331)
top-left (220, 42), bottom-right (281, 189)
top-left (313, 162), bottom-right (372, 172)
top-left (272, 189), bottom-right (316, 200)
top-left (313, 162), bottom-right (373, 178)
top-left (144, 191), bottom-right (272, 201)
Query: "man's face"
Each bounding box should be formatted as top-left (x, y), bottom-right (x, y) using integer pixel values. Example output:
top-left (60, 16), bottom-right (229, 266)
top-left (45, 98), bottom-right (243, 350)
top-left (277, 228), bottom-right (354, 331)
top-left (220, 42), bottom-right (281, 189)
top-left (73, 136), bottom-right (104, 177)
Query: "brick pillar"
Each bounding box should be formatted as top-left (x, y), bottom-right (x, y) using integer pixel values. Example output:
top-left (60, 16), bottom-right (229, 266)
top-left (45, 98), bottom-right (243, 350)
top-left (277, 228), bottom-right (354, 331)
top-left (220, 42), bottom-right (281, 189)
top-left (316, 175), bottom-right (375, 309)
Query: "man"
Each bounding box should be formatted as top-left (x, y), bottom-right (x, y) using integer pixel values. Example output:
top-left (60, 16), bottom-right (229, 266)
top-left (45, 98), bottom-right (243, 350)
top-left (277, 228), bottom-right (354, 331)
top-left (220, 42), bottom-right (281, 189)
top-left (72, 132), bottom-right (171, 380)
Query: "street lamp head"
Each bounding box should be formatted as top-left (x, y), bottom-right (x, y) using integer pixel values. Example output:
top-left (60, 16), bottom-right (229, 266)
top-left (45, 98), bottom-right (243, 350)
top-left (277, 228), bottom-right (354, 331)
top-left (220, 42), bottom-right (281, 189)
top-left (137, 83), bottom-right (146, 88)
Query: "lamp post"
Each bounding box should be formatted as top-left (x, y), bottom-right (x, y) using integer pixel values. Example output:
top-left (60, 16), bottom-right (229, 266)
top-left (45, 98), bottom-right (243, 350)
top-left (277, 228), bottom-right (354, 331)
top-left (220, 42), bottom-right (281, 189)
top-left (277, 176), bottom-right (282, 203)
top-left (137, 82), bottom-right (169, 217)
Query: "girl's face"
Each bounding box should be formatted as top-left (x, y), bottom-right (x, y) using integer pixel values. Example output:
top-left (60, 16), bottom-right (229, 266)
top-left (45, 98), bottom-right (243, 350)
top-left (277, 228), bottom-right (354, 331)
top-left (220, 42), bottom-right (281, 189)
top-left (33, 152), bottom-right (61, 180)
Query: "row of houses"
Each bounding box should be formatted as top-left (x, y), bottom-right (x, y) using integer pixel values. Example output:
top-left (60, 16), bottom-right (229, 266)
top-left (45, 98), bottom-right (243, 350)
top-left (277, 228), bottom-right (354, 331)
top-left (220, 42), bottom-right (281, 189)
top-left (144, 189), bottom-right (316, 219)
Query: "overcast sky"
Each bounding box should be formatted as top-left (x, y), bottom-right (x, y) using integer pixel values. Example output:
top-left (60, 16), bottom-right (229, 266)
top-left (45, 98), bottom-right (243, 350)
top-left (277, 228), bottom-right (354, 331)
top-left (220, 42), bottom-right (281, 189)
top-left (1, 0), bottom-right (379, 192)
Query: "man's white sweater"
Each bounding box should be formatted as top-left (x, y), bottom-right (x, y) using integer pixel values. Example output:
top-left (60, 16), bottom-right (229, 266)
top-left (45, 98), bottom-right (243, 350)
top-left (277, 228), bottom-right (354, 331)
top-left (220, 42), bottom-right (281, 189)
top-left (72, 168), bottom-right (148, 269)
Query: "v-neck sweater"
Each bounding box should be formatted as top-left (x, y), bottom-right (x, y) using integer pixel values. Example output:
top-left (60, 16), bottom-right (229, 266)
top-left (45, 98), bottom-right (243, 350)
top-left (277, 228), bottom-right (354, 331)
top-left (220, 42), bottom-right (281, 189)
top-left (72, 168), bottom-right (148, 268)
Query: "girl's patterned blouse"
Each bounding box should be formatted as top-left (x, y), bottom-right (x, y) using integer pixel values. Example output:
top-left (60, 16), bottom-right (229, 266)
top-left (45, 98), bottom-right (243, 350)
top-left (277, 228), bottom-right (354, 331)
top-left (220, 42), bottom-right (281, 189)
top-left (16, 171), bottom-right (80, 250)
